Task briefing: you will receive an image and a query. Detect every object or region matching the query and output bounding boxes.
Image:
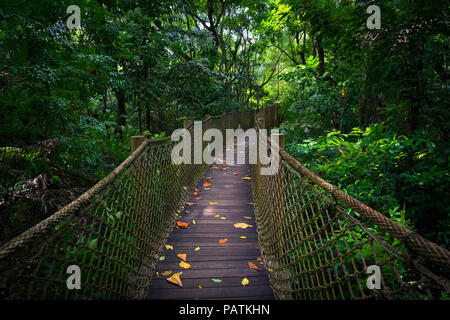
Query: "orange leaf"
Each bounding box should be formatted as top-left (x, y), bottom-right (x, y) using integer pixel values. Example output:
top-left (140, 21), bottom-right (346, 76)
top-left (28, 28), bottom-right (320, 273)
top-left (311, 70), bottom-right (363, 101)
top-left (193, 192), bottom-right (198, 195)
top-left (233, 173), bottom-right (239, 175)
top-left (203, 181), bottom-right (212, 187)
top-left (186, 202), bottom-right (196, 206)
top-left (241, 177), bottom-right (252, 180)
top-left (177, 253), bottom-right (187, 261)
top-left (248, 261), bottom-right (260, 271)
top-left (177, 221), bottom-right (189, 228)
top-left (233, 182), bottom-right (243, 184)
top-left (243, 216), bottom-right (252, 219)
top-left (166, 272), bottom-right (183, 287)
top-left (218, 238), bottom-right (228, 244)
top-left (195, 196), bottom-right (202, 200)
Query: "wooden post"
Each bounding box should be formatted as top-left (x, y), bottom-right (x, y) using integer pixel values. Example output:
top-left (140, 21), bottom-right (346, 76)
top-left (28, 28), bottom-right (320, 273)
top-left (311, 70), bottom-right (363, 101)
top-left (131, 136), bottom-right (146, 153)
top-left (257, 117), bottom-right (265, 130)
top-left (271, 133), bottom-right (285, 149)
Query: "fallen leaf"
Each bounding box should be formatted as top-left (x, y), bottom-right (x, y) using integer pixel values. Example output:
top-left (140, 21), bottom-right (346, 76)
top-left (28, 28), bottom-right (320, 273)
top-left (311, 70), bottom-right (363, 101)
top-left (195, 196), bottom-right (202, 200)
top-left (204, 187), bottom-right (210, 190)
top-left (248, 261), bottom-right (260, 271)
top-left (179, 261), bottom-right (191, 269)
top-left (233, 173), bottom-right (239, 175)
top-left (220, 168), bottom-right (228, 171)
top-left (159, 256), bottom-right (165, 261)
top-left (203, 181), bottom-right (212, 187)
top-left (268, 268), bottom-right (273, 272)
top-left (243, 216), bottom-right (252, 219)
top-left (241, 177), bottom-right (252, 180)
top-left (195, 246), bottom-right (200, 251)
top-left (161, 270), bottom-right (172, 276)
top-left (186, 202), bottom-right (196, 206)
top-left (198, 285), bottom-right (202, 288)
top-left (220, 217), bottom-right (226, 220)
top-left (257, 257), bottom-right (262, 262)
top-left (233, 182), bottom-right (243, 184)
top-left (192, 220), bottom-right (196, 224)
top-left (177, 253), bottom-right (187, 261)
top-left (193, 192), bottom-right (198, 196)
top-left (233, 223), bottom-right (253, 229)
top-left (167, 273), bottom-right (183, 287)
top-left (177, 221), bottom-right (189, 228)
top-left (241, 278), bottom-right (249, 286)
top-left (211, 279), bottom-right (222, 283)
top-left (240, 236), bottom-right (247, 239)
top-left (214, 215), bottom-right (220, 218)
top-left (208, 202), bottom-right (218, 205)
top-left (218, 238), bottom-right (228, 244)
top-left (194, 187), bottom-right (199, 192)
top-left (165, 245), bottom-right (173, 250)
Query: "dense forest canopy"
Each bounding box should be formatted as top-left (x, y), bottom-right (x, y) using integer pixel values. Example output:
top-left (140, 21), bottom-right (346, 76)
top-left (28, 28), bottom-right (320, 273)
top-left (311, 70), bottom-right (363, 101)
top-left (0, 0), bottom-right (448, 249)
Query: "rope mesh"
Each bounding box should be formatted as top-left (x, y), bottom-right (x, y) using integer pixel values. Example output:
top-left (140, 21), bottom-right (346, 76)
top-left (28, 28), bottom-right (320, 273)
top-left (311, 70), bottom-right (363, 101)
top-left (0, 107), bottom-right (448, 300)
top-left (252, 110), bottom-right (449, 299)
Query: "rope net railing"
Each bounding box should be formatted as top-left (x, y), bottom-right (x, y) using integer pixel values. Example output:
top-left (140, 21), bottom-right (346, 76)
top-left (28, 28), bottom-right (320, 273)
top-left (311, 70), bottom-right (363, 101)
top-left (1, 106), bottom-right (448, 300)
top-left (252, 110), bottom-right (450, 300)
top-left (0, 111), bottom-right (248, 299)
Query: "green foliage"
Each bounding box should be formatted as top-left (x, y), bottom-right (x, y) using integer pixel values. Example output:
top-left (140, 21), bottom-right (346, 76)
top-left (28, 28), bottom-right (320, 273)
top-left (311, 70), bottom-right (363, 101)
top-left (286, 124), bottom-right (449, 246)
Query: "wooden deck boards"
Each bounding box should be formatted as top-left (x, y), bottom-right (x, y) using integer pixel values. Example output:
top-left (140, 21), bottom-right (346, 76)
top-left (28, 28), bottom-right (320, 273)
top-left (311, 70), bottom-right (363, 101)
top-left (146, 144), bottom-right (274, 300)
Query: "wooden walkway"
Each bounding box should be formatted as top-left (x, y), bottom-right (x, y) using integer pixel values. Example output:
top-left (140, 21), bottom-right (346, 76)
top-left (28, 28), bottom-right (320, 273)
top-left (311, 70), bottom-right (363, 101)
top-left (146, 141), bottom-right (274, 300)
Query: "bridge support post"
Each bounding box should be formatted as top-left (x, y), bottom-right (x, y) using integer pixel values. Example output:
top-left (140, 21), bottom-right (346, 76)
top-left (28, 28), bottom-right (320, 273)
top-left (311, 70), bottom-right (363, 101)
top-left (131, 136), bottom-right (146, 153)
top-left (271, 133), bottom-right (285, 150)
top-left (257, 117), bottom-right (265, 130)
top-left (131, 136), bottom-right (145, 153)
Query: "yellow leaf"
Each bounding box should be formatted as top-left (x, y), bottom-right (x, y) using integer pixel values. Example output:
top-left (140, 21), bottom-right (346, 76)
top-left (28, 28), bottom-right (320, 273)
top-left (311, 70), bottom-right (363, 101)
top-left (241, 177), bottom-right (252, 180)
top-left (195, 246), bottom-right (200, 251)
top-left (179, 261), bottom-right (191, 269)
top-left (240, 236), bottom-right (247, 239)
top-left (165, 245), bottom-right (173, 250)
top-left (220, 217), bottom-right (226, 220)
top-left (241, 278), bottom-right (249, 286)
top-left (233, 223), bottom-right (253, 229)
top-left (177, 253), bottom-right (187, 261)
top-left (161, 270), bottom-right (172, 276)
top-left (193, 220), bottom-right (196, 224)
top-left (214, 215), bottom-right (220, 218)
top-left (243, 216), bottom-right (252, 219)
top-left (198, 285), bottom-right (202, 289)
top-left (167, 272), bottom-right (183, 287)
top-left (208, 202), bottom-right (218, 205)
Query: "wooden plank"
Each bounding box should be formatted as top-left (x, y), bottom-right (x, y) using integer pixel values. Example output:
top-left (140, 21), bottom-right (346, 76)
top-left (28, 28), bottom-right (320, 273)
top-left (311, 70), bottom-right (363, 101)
top-left (150, 276), bottom-right (270, 289)
top-left (146, 149), bottom-right (273, 300)
top-left (147, 285), bottom-right (274, 300)
top-left (155, 260), bottom-right (267, 272)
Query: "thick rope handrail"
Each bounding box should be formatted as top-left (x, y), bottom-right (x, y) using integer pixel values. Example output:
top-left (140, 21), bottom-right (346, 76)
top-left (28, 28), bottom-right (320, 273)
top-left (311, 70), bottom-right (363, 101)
top-left (0, 112), bottom-right (231, 260)
top-left (257, 115), bottom-right (449, 269)
top-left (0, 138), bottom-right (156, 260)
top-left (279, 149), bottom-right (450, 269)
